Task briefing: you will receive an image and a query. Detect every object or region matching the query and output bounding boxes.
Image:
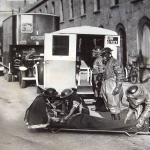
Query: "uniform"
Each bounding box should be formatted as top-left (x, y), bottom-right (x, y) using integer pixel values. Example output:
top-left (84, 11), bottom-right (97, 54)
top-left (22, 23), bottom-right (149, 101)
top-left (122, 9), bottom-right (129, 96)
top-left (125, 85), bottom-right (150, 129)
top-left (63, 92), bottom-right (89, 119)
top-left (93, 56), bottom-right (105, 97)
top-left (101, 57), bottom-right (125, 115)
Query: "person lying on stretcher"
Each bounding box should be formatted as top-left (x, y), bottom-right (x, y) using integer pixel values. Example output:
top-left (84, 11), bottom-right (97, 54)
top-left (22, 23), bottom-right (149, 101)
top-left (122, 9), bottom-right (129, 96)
top-left (25, 88), bottom-right (137, 131)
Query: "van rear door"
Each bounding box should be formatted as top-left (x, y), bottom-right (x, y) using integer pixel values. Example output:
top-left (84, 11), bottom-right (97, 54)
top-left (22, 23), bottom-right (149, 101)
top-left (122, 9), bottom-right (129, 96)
top-left (44, 34), bottom-right (77, 94)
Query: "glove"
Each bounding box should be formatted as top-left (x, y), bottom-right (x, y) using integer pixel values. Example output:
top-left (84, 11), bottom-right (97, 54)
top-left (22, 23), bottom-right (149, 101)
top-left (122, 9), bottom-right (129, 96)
top-left (136, 118), bottom-right (144, 128)
top-left (112, 83), bottom-right (122, 96)
top-left (112, 87), bottom-right (120, 95)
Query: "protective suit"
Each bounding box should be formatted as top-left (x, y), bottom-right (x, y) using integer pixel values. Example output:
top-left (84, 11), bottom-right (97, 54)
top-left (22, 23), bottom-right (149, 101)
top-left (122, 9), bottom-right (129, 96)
top-left (93, 56), bottom-right (105, 97)
top-left (92, 47), bottom-right (106, 111)
top-left (124, 85), bottom-right (150, 129)
top-left (100, 48), bottom-right (125, 119)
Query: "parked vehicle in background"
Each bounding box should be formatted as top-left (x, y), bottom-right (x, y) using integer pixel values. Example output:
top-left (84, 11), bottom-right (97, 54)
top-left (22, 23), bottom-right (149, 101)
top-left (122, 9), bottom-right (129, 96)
top-left (1, 13), bottom-right (59, 88)
top-left (25, 26), bottom-right (150, 134)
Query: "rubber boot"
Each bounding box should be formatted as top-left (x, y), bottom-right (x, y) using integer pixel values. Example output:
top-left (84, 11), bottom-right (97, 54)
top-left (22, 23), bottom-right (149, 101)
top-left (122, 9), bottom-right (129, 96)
top-left (114, 113), bottom-right (120, 120)
top-left (93, 97), bottom-right (104, 111)
top-left (91, 97), bottom-right (99, 111)
top-left (111, 114), bottom-right (120, 120)
top-left (111, 114), bottom-right (115, 120)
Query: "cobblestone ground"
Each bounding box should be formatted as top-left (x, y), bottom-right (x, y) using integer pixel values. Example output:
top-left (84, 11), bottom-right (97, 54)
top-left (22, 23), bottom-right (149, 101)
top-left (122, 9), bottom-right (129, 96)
top-left (0, 76), bottom-right (150, 150)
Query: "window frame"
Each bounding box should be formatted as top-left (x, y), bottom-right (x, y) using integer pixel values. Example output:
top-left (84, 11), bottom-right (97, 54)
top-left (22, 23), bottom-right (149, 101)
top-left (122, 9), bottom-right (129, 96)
top-left (110, 0), bottom-right (119, 9)
top-left (94, 0), bottom-right (100, 12)
top-left (69, 0), bottom-right (74, 19)
top-left (80, 0), bottom-right (86, 16)
top-left (60, 0), bottom-right (64, 22)
top-left (51, 1), bottom-right (55, 15)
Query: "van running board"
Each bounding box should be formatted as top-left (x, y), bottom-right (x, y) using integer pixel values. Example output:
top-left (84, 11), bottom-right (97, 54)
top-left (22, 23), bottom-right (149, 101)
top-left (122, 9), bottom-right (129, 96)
top-left (77, 86), bottom-right (94, 95)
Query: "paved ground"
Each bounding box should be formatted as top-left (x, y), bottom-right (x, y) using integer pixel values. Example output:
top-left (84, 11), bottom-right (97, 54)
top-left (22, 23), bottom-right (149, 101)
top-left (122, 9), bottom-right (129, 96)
top-left (0, 76), bottom-right (150, 150)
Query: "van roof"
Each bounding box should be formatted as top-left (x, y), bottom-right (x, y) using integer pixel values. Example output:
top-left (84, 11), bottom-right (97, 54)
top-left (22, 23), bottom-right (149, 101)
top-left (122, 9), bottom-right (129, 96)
top-left (48, 26), bottom-right (118, 35)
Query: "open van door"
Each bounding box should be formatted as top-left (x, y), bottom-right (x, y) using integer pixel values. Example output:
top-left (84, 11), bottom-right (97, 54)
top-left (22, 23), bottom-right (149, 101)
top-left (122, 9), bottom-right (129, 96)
top-left (44, 34), bottom-right (77, 94)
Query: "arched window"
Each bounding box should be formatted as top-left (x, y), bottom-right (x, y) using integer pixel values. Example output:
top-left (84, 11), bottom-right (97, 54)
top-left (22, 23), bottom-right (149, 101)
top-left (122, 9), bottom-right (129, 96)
top-left (60, 0), bottom-right (64, 22)
top-left (116, 24), bottom-right (127, 68)
top-left (80, 0), bottom-right (86, 15)
top-left (69, 0), bottom-right (74, 19)
top-left (141, 25), bottom-right (150, 67)
top-left (138, 17), bottom-right (150, 68)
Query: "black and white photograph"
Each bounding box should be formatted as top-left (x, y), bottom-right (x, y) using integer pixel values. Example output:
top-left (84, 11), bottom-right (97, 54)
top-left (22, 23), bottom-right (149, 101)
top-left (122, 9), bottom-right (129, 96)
top-left (0, 0), bottom-right (150, 150)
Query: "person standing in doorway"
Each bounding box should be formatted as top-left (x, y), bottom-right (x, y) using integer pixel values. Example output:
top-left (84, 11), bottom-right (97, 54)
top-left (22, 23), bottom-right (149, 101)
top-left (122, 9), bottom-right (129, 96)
top-left (92, 46), bottom-right (106, 111)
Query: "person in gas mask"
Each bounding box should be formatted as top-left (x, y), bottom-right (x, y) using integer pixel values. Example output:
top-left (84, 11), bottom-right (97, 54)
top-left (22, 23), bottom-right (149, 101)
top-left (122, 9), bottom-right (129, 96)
top-left (92, 46), bottom-right (106, 111)
top-left (124, 85), bottom-right (150, 129)
top-left (100, 47), bottom-right (125, 120)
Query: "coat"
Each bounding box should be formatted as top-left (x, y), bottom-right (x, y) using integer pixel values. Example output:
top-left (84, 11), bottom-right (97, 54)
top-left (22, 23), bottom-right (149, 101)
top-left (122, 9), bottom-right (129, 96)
top-left (101, 57), bottom-right (125, 114)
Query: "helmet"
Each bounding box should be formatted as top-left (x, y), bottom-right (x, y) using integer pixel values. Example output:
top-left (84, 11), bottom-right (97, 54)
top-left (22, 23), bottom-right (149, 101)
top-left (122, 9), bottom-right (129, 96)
top-left (43, 88), bottom-right (58, 97)
top-left (60, 89), bottom-right (73, 98)
top-left (92, 46), bottom-right (102, 53)
top-left (100, 47), bottom-right (113, 56)
top-left (126, 85), bottom-right (144, 108)
top-left (92, 46), bottom-right (102, 57)
top-left (126, 85), bottom-right (142, 98)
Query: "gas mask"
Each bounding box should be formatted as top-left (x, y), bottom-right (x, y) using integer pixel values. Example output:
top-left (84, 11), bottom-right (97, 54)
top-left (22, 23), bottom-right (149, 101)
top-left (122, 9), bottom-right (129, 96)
top-left (101, 52), bottom-right (112, 64)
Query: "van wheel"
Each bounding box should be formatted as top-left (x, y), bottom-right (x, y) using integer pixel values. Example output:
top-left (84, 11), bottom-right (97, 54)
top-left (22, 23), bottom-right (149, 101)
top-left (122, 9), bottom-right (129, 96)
top-left (38, 60), bottom-right (44, 85)
top-left (7, 74), bottom-right (12, 82)
top-left (19, 71), bottom-right (27, 88)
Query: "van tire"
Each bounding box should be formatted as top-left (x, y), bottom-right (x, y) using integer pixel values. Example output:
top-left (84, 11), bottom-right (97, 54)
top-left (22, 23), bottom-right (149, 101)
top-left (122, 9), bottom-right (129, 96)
top-left (38, 60), bottom-right (44, 85)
